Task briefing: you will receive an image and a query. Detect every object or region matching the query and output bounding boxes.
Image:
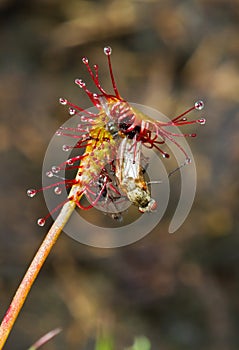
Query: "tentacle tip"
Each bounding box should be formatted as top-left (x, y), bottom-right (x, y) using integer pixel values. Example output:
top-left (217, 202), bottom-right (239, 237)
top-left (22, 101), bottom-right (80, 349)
top-left (59, 97), bottom-right (67, 105)
top-left (69, 107), bottom-right (76, 116)
top-left (46, 171), bottom-right (53, 177)
top-left (163, 153), bottom-right (170, 159)
top-left (37, 218), bottom-right (46, 227)
top-left (54, 187), bottom-right (62, 195)
top-left (75, 78), bottom-right (85, 88)
top-left (195, 100), bottom-right (204, 111)
top-left (82, 57), bottom-right (89, 64)
top-left (62, 145), bottom-right (70, 152)
top-left (104, 46), bottom-right (112, 56)
top-left (51, 166), bottom-right (61, 174)
top-left (197, 118), bottom-right (206, 125)
top-left (27, 189), bottom-right (37, 198)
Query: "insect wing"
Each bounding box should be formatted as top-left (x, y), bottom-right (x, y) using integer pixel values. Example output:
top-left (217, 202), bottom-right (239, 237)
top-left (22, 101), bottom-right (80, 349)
top-left (116, 137), bottom-right (142, 185)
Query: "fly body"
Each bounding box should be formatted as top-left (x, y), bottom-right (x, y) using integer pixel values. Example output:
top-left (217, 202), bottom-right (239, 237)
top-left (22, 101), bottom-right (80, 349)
top-left (116, 137), bottom-right (156, 213)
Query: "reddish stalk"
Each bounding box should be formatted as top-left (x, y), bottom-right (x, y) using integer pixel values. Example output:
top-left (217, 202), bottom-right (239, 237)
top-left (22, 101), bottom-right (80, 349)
top-left (0, 199), bottom-right (76, 349)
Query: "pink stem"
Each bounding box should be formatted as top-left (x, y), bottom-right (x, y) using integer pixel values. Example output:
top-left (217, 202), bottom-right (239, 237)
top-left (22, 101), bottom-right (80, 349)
top-left (0, 198), bottom-right (77, 349)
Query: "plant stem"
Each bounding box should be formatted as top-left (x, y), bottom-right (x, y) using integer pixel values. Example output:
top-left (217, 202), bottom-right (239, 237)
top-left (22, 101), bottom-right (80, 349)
top-left (0, 200), bottom-right (76, 349)
top-left (28, 327), bottom-right (62, 350)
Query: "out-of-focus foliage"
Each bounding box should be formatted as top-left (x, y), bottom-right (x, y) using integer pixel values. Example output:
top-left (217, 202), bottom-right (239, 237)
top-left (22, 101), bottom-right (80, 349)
top-left (94, 334), bottom-right (150, 350)
top-left (0, 0), bottom-right (238, 349)
top-left (126, 336), bottom-right (151, 350)
top-left (95, 333), bottom-right (114, 350)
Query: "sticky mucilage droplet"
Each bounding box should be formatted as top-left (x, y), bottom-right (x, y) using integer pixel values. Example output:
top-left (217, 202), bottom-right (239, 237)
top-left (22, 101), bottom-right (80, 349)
top-left (37, 218), bottom-right (46, 226)
top-left (27, 189), bottom-right (37, 198)
top-left (195, 100), bottom-right (204, 111)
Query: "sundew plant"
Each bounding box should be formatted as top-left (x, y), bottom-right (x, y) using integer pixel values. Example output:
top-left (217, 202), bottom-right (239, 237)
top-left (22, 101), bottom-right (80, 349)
top-left (0, 47), bottom-right (205, 348)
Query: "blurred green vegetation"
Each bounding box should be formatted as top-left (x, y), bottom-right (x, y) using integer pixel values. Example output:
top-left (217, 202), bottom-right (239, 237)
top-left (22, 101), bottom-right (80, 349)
top-left (0, 0), bottom-right (238, 349)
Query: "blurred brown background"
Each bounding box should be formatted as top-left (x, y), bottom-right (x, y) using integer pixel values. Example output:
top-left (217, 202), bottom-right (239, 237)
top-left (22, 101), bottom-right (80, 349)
top-left (0, 0), bottom-right (238, 349)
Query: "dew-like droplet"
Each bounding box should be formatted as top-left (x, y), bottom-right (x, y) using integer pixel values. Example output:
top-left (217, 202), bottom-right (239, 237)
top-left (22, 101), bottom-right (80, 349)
top-left (163, 153), bottom-right (170, 158)
top-left (52, 166), bottom-right (60, 173)
top-left (81, 115), bottom-right (88, 122)
top-left (82, 57), bottom-right (89, 64)
top-left (69, 107), bottom-right (76, 116)
top-left (67, 159), bottom-right (74, 165)
top-left (185, 157), bottom-right (191, 165)
top-left (190, 133), bottom-right (197, 137)
top-left (27, 189), bottom-right (37, 197)
top-left (195, 100), bottom-right (204, 110)
top-left (75, 79), bottom-right (85, 88)
top-left (46, 171), bottom-right (54, 178)
top-left (62, 145), bottom-right (70, 152)
top-left (55, 130), bottom-right (62, 136)
top-left (104, 46), bottom-right (112, 56)
top-left (59, 97), bottom-right (68, 105)
top-left (197, 118), bottom-right (206, 125)
top-left (54, 187), bottom-right (62, 195)
top-left (37, 218), bottom-right (45, 226)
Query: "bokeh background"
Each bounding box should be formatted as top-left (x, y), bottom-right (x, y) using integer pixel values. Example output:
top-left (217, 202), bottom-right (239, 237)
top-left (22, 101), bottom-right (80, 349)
top-left (0, 0), bottom-right (238, 349)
